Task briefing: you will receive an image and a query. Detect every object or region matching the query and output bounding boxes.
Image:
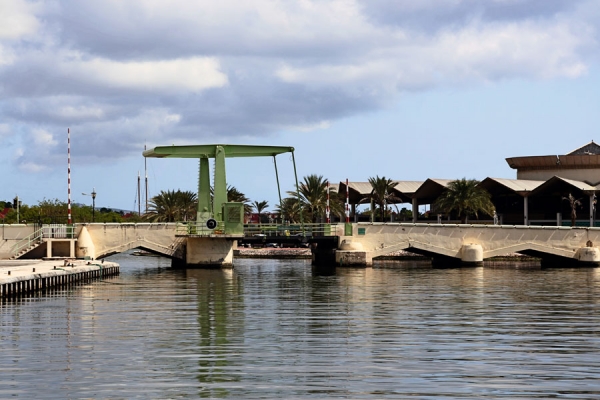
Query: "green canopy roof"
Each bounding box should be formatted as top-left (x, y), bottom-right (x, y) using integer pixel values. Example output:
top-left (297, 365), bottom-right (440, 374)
top-left (143, 144), bottom-right (294, 158)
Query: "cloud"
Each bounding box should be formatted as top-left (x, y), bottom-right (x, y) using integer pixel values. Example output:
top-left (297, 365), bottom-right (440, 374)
top-left (0, 0), bottom-right (598, 172)
top-left (0, 0), bottom-right (40, 40)
top-left (63, 56), bottom-right (228, 93)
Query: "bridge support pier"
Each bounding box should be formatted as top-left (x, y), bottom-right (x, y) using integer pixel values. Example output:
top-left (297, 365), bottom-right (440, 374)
top-left (185, 237), bottom-right (234, 268)
top-left (460, 244), bottom-right (483, 265)
top-left (575, 247), bottom-right (600, 266)
top-left (334, 240), bottom-right (371, 267)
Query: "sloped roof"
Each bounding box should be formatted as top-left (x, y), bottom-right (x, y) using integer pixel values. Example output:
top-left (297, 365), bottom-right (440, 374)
top-left (531, 176), bottom-right (596, 196)
top-left (412, 179), bottom-right (453, 203)
top-left (479, 177), bottom-right (543, 196)
top-left (567, 141), bottom-right (600, 155)
top-left (393, 180), bottom-right (424, 196)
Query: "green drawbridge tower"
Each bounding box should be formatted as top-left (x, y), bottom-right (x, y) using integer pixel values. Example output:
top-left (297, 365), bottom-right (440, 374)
top-left (143, 144), bottom-right (300, 267)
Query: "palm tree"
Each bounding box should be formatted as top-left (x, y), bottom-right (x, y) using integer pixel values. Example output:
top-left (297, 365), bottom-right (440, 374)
top-left (276, 197), bottom-right (302, 223)
top-left (287, 174), bottom-right (342, 223)
top-left (434, 178), bottom-right (495, 224)
top-left (226, 185), bottom-right (252, 214)
top-left (563, 193), bottom-right (582, 227)
top-left (144, 190), bottom-right (197, 222)
top-left (252, 200), bottom-right (269, 223)
top-left (362, 176), bottom-right (402, 222)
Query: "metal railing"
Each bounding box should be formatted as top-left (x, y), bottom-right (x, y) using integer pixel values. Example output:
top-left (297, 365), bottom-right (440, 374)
top-left (11, 228), bottom-right (44, 258)
top-left (243, 223), bottom-right (342, 237)
top-left (175, 221), bottom-right (228, 236)
top-left (174, 222), bottom-right (342, 237)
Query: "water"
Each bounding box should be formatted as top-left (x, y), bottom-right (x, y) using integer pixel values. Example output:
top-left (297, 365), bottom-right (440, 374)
top-left (2, 254), bottom-right (600, 399)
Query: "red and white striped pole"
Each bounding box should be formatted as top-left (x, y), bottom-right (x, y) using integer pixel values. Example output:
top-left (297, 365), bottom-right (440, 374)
top-left (67, 128), bottom-right (72, 225)
top-left (326, 180), bottom-right (330, 223)
top-left (345, 178), bottom-right (350, 223)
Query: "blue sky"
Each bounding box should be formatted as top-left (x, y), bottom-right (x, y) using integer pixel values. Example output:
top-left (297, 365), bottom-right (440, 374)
top-left (2, 0), bottom-right (600, 213)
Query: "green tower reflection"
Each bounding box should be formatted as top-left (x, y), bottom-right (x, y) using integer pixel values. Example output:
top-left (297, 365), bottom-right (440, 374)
top-left (187, 268), bottom-right (242, 398)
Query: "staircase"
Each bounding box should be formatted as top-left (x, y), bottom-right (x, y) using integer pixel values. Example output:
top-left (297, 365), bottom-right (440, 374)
top-left (10, 228), bottom-right (44, 260)
top-left (10, 240), bottom-right (44, 259)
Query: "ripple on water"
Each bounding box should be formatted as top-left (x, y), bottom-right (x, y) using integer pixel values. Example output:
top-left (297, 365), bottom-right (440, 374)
top-left (2, 256), bottom-right (600, 398)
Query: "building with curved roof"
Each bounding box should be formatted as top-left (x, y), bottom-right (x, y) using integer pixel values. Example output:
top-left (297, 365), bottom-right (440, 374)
top-left (506, 141), bottom-right (600, 183)
top-left (337, 142), bottom-right (600, 226)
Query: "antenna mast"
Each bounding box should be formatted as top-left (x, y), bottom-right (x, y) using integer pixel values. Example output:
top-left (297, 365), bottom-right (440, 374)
top-left (67, 128), bottom-right (72, 225)
top-left (137, 171), bottom-right (141, 215)
top-left (144, 144), bottom-right (148, 213)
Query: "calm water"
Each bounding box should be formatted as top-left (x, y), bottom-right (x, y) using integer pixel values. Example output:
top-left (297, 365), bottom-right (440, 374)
top-left (2, 254), bottom-right (600, 399)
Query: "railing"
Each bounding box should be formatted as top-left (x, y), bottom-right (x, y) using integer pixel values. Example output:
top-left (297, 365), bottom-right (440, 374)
top-left (175, 222), bottom-right (343, 237)
top-left (175, 221), bottom-right (228, 236)
top-left (11, 228), bottom-right (44, 257)
top-left (42, 224), bottom-right (76, 239)
top-left (243, 223), bottom-right (342, 237)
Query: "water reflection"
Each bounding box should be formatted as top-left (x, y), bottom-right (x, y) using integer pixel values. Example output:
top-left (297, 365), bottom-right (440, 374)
top-left (2, 255), bottom-right (600, 398)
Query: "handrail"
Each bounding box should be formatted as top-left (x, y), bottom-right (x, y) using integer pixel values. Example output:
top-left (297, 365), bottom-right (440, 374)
top-left (11, 228), bottom-right (44, 257)
top-left (174, 222), bottom-right (342, 237)
top-left (175, 221), bottom-right (228, 236)
top-left (243, 223), bottom-right (342, 237)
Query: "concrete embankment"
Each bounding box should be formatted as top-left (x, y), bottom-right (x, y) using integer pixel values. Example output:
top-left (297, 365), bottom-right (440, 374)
top-left (0, 259), bottom-right (119, 298)
top-left (235, 248), bottom-right (536, 263)
top-left (235, 248), bottom-right (312, 259)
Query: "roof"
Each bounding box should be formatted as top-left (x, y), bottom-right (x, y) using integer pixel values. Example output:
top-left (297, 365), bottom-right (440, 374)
top-left (479, 178), bottom-right (543, 196)
top-left (531, 176), bottom-right (597, 196)
top-left (412, 179), bottom-right (453, 204)
top-left (567, 141), bottom-right (600, 155)
top-left (143, 144), bottom-right (295, 158)
top-left (506, 141), bottom-right (600, 170)
top-left (393, 180), bottom-right (424, 195)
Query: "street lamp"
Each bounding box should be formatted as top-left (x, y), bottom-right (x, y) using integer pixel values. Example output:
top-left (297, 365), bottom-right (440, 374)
top-left (82, 188), bottom-right (97, 222)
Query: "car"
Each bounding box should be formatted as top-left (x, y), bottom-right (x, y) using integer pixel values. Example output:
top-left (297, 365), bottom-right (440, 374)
top-left (265, 243), bottom-right (278, 248)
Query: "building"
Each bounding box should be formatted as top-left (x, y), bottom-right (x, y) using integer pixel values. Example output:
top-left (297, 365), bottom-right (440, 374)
top-left (339, 142), bottom-right (600, 226)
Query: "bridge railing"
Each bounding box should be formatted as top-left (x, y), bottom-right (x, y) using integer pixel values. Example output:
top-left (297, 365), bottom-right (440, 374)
top-left (173, 222), bottom-right (342, 237)
top-left (243, 223), bottom-right (342, 237)
top-left (175, 221), bottom-right (228, 236)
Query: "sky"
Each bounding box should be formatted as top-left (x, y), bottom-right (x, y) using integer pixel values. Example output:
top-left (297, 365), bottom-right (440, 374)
top-left (2, 0), bottom-right (600, 213)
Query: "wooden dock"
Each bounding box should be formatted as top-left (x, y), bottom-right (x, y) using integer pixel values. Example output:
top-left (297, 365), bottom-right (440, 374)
top-left (0, 259), bottom-right (119, 298)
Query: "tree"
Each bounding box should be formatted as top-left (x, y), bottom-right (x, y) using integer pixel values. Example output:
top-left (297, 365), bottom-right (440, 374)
top-left (434, 178), bottom-right (495, 224)
top-left (276, 197), bottom-right (302, 223)
top-left (287, 174), bottom-right (342, 223)
top-left (144, 190), bottom-right (197, 222)
top-left (563, 193), bottom-right (582, 227)
top-left (252, 200), bottom-right (269, 223)
top-left (362, 176), bottom-right (402, 222)
top-left (225, 185), bottom-right (252, 214)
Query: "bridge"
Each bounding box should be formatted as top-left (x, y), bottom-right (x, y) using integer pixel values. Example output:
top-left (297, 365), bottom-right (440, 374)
top-left (2, 222), bottom-right (600, 267)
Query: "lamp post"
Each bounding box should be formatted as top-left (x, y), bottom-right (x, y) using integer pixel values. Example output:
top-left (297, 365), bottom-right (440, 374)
top-left (82, 188), bottom-right (97, 222)
top-left (13, 196), bottom-right (21, 224)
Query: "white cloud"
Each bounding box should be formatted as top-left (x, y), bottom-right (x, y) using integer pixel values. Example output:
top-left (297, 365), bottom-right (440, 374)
top-left (276, 18), bottom-right (590, 89)
top-left (0, 123), bottom-right (11, 137)
top-left (31, 128), bottom-right (57, 147)
top-left (56, 105), bottom-right (105, 120)
top-left (1, 0), bottom-right (599, 174)
top-left (292, 120), bottom-right (332, 132)
top-left (0, 0), bottom-right (40, 40)
top-left (62, 56), bottom-right (228, 93)
top-left (18, 162), bottom-right (46, 173)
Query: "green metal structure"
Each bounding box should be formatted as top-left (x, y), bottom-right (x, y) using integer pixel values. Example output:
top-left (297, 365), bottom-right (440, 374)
top-left (143, 144), bottom-right (302, 234)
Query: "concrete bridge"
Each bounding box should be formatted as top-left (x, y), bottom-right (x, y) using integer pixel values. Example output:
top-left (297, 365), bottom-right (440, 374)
top-left (3, 222), bottom-right (600, 267)
top-left (336, 223), bottom-right (600, 266)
